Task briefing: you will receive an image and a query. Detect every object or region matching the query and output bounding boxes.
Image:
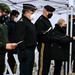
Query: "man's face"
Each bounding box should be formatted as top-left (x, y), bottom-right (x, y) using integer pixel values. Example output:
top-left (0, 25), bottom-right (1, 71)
top-left (0, 11), bottom-right (6, 23)
top-left (25, 10), bottom-right (34, 20)
top-left (13, 14), bottom-right (19, 20)
top-left (47, 11), bottom-right (53, 18)
top-left (3, 12), bottom-right (9, 16)
top-left (47, 11), bottom-right (53, 15)
top-left (45, 9), bottom-right (53, 18)
top-left (13, 14), bottom-right (19, 22)
top-left (15, 14), bottom-right (19, 18)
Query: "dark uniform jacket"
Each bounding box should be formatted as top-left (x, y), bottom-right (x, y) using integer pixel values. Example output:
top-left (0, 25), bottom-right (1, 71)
top-left (15, 16), bottom-right (37, 49)
top-left (35, 15), bottom-right (52, 43)
top-left (51, 24), bottom-right (73, 61)
top-left (0, 23), bottom-right (8, 53)
top-left (6, 19), bottom-right (17, 53)
top-left (6, 19), bottom-right (16, 43)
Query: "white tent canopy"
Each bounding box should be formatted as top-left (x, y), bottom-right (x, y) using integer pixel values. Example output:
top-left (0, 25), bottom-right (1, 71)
top-left (0, 0), bottom-right (75, 14)
top-left (1, 0), bottom-right (75, 25)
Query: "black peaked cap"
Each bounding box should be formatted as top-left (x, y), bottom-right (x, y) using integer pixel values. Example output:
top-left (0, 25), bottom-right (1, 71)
top-left (23, 4), bottom-right (37, 11)
top-left (44, 5), bottom-right (55, 12)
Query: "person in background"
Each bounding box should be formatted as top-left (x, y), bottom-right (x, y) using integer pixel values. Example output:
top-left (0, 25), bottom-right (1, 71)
top-left (15, 4), bottom-right (37, 75)
top-left (64, 15), bottom-right (75, 74)
top-left (51, 18), bottom-right (75, 75)
top-left (35, 5), bottom-right (55, 75)
top-left (0, 8), bottom-right (17, 75)
top-left (73, 27), bottom-right (75, 73)
top-left (68, 15), bottom-right (75, 73)
top-left (6, 10), bottom-right (19, 74)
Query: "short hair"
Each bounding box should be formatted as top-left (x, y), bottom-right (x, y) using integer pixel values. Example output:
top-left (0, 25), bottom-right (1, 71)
top-left (10, 10), bottom-right (19, 17)
top-left (22, 9), bottom-right (27, 14)
top-left (57, 18), bottom-right (65, 26)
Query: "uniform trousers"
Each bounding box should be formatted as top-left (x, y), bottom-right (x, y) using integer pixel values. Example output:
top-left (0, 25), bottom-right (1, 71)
top-left (54, 60), bottom-right (69, 75)
top-left (7, 51), bottom-right (16, 74)
top-left (37, 43), bottom-right (51, 75)
top-left (17, 47), bottom-right (35, 75)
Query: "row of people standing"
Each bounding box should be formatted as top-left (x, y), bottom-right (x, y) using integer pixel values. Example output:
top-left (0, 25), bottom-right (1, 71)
top-left (35, 5), bottom-right (75, 75)
top-left (1, 3), bottom-right (75, 75)
top-left (0, 3), bottom-right (37, 75)
top-left (15, 4), bottom-right (75, 75)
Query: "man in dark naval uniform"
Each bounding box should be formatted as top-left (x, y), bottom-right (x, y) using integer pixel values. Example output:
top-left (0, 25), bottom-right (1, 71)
top-left (15, 4), bottom-right (37, 75)
top-left (35, 5), bottom-right (55, 75)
